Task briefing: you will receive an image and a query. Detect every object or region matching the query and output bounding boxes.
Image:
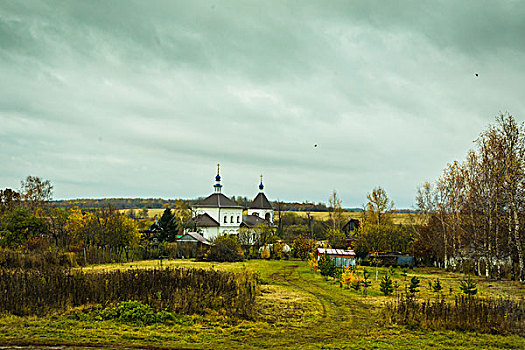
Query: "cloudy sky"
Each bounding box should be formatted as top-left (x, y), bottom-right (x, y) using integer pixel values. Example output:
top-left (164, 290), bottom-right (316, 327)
top-left (1, 1), bottom-right (524, 208)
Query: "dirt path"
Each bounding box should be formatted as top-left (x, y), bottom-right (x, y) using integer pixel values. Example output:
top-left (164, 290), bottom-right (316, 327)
top-left (265, 263), bottom-right (376, 346)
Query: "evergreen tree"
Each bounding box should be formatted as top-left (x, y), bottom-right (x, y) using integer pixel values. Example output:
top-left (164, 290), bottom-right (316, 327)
top-left (459, 275), bottom-right (478, 296)
top-left (157, 208), bottom-right (178, 242)
top-left (408, 276), bottom-right (420, 295)
top-left (380, 274), bottom-right (394, 296)
top-left (363, 268), bottom-right (372, 295)
top-left (431, 278), bottom-right (443, 293)
top-left (318, 253), bottom-right (337, 277)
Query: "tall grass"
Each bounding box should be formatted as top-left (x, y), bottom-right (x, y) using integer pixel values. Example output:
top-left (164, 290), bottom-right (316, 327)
top-left (385, 295), bottom-right (525, 336)
top-left (0, 267), bottom-right (258, 318)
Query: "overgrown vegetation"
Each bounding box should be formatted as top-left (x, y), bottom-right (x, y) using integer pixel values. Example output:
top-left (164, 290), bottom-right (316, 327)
top-left (386, 295), bottom-right (525, 336)
top-left (69, 301), bottom-right (178, 325)
top-left (204, 235), bottom-right (244, 262)
top-left (0, 267), bottom-right (258, 318)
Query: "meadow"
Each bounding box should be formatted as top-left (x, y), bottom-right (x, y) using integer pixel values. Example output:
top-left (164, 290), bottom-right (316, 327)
top-left (0, 259), bottom-right (523, 349)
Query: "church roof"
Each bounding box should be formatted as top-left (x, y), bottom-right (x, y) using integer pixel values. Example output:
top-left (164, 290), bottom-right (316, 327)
top-left (186, 213), bottom-right (220, 227)
top-left (194, 193), bottom-right (242, 208)
top-left (178, 232), bottom-right (211, 245)
top-left (248, 192), bottom-right (273, 209)
top-left (241, 214), bottom-right (271, 228)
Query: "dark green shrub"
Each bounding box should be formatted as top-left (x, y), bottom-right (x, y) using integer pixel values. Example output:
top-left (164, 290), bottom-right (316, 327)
top-left (204, 235), bottom-right (244, 262)
top-left (408, 276), bottom-right (420, 295)
top-left (380, 274), bottom-right (394, 296)
top-left (362, 269), bottom-right (372, 295)
top-left (459, 275), bottom-right (477, 296)
top-left (318, 252), bottom-right (337, 277)
top-left (70, 301), bottom-right (177, 325)
top-left (431, 278), bottom-right (443, 293)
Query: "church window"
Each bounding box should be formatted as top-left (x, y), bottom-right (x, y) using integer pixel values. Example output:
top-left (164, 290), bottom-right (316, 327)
top-left (265, 213), bottom-right (271, 221)
top-left (230, 215), bottom-right (234, 223)
top-left (237, 216), bottom-right (240, 223)
top-left (224, 216), bottom-right (227, 223)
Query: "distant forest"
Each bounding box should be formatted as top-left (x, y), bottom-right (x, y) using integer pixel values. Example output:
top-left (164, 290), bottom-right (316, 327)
top-left (51, 197), bottom-right (415, 213)
top-left (51, 197), bottom-right (333, 211)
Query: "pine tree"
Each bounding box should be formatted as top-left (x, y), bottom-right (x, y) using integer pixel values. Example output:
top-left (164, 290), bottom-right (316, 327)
top-left (459, 275), bottom-right (477, 296)
top-left (363, 268), bottom-right (372, 295)
top-left (432, 278), bottom-right (443, 293)
top-left (157, 208), bottom-right (178, 242)
top-left (408, 276), bottom-right (420, 295)
top-left (380, 274), bottom-right (394, 296)
top-left (318, 253), bottom-right (337, 277)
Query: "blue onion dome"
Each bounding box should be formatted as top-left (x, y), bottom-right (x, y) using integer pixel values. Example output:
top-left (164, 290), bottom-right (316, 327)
top-left (216, 174), bottom-right (221, 181)
top-left (259, 182), bottom-right (264, 190)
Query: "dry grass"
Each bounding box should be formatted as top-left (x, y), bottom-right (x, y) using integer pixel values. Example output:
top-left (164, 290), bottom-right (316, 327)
top-left (121, 208), bottom-right (422, 225)
top-left (1, 260), bottom-right (524, 349)
top-left (280, 210), bottom-right (423, 225)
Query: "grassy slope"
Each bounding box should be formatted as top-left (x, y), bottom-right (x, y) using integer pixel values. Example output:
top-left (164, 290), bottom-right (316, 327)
top-left (0, 260), bottom-right (523, 349)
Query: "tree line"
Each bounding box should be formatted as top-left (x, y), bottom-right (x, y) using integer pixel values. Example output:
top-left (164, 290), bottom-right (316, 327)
top-left (414, 113), bottom-right (525, 282)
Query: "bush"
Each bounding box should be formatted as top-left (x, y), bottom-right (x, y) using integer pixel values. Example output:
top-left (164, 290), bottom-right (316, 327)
top-left (431, 278), bottom-right (443, 293)
top-left (70, 301), bottom-right (176, 325)
top-left (292, 236), bottom-right (316, 260)
top-left (459, 275), bottom-right (477, 296)
top-left (318, 252), bottom-right (337, 277)
top-left (341, 267), bottom-right (362, 290)
top-left (261, 247), bottom-right (270, 259)
top-left (408, 276), bottom-right (420, 295)
top-left (380, 274), bottom-right (394, 296)
top-left (204, 235), bottom-right (244, 262)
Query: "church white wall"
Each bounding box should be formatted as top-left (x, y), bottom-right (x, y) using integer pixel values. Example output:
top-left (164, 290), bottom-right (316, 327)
top-left (191, 206), bottom-right (242, 239)
top-left (200, 226), bottom-right (220, 241)
top-left (247, 208), bottom-right (273, 223)
top-left (192, 207), bottom-right (220, 223)
top-left (218, 208), bottom-right (243, 226)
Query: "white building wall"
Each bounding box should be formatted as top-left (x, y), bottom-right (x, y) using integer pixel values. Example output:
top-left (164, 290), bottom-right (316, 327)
top-left (191, 206), bottom-right (243, 239)
top-left (192, 207), bottom-right (220, 223)
top-left (247, 208), bottom-right (273, 223)
top-left (199, 226), bottom-right (220, 241)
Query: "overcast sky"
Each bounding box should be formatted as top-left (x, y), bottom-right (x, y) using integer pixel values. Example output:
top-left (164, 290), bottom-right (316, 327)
top-left (1, 1), bottom-right (524, 208)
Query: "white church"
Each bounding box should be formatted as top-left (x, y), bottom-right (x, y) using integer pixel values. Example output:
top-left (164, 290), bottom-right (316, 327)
top-left (184, 165), bottom-right (274, 241)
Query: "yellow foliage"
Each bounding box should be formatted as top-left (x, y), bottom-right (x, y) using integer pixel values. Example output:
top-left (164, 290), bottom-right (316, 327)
top-left (340, 267), bottom-right (363, 289)
top-left (261, 248), bottom-right (270, 259)
top-left (308, 255), bottom-right (319, 273)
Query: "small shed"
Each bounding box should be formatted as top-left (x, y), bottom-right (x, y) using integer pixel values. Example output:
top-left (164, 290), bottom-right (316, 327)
top-left (177, 232), bottom-right (212, 246)
top-left (176, 232), bottom-right (212, 258)
top-left (368, 252), bottom-right (415, 267)
top-left (317, 248), bottom-right (356, 268)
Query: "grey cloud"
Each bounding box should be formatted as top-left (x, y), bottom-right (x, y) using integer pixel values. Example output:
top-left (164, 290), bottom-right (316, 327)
top-left (1, 1), bottom-right (525, 207)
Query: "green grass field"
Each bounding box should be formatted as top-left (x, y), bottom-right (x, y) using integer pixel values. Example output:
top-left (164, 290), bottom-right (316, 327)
top-left (0, 259), bottom-right (523, 349)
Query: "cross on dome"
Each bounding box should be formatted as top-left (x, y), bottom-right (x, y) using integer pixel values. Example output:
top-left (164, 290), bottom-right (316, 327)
top-left (214, 163), bottom-right (222, 193)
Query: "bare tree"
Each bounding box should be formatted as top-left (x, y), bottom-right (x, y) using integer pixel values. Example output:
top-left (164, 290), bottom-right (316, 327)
top-left (328, 190), bottom-right (344, 231)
